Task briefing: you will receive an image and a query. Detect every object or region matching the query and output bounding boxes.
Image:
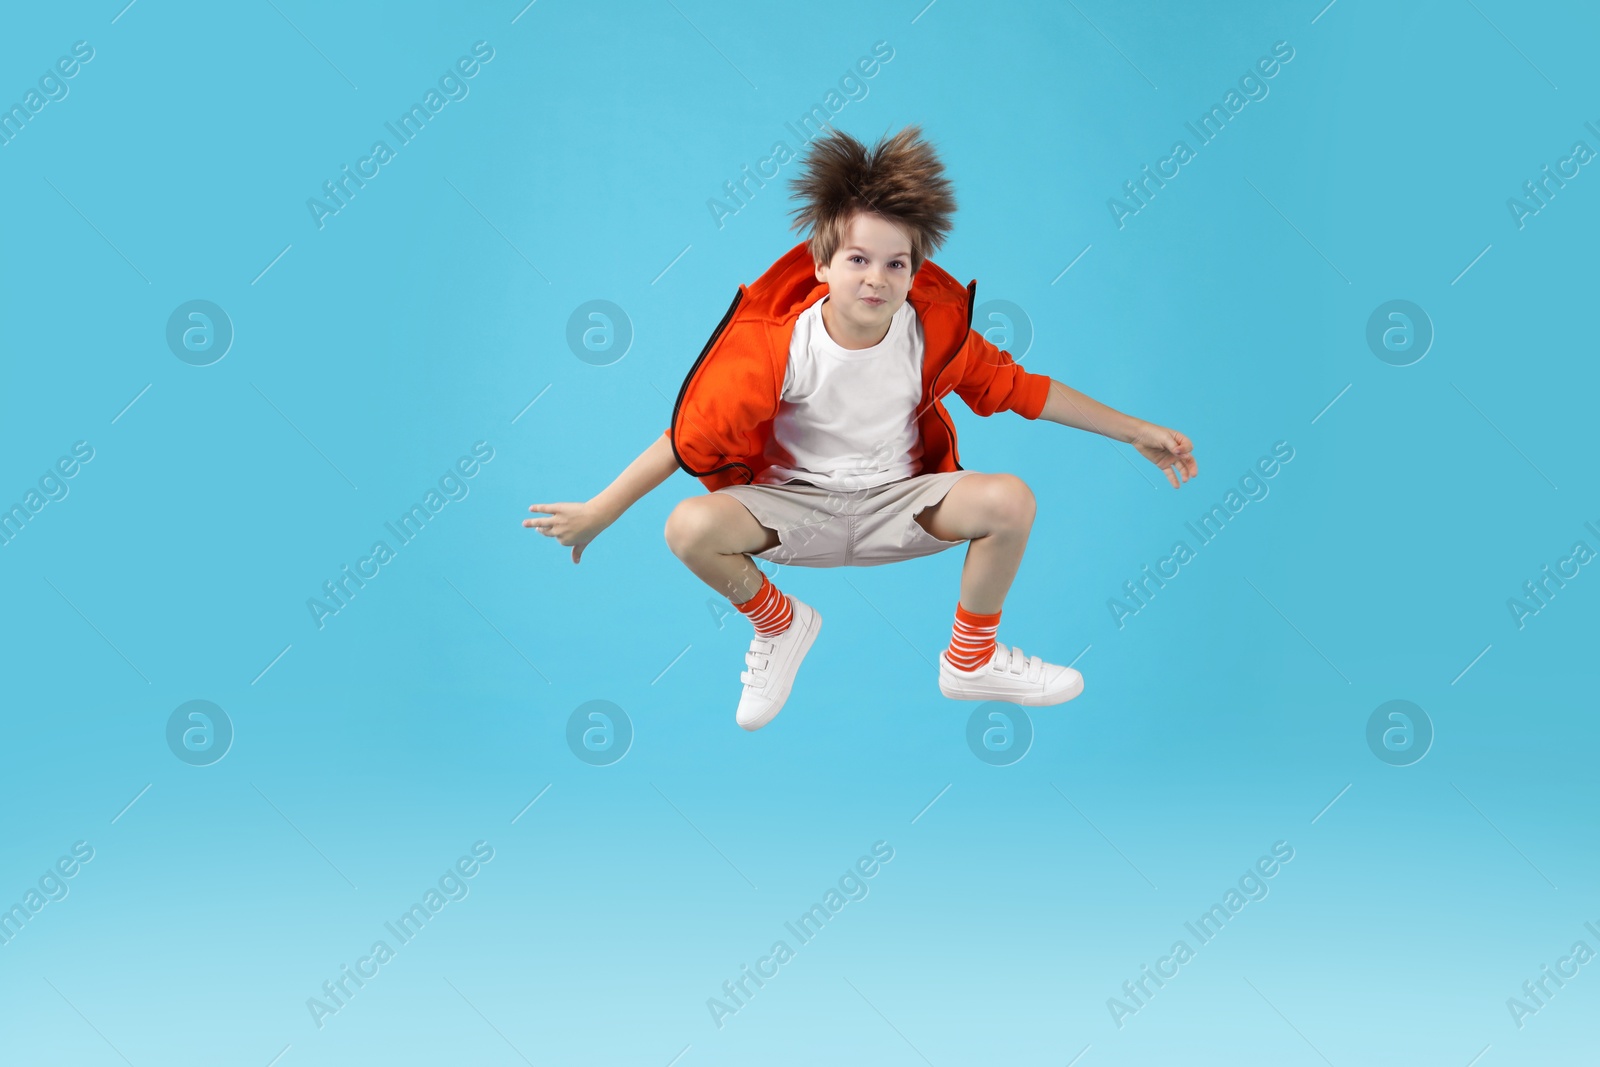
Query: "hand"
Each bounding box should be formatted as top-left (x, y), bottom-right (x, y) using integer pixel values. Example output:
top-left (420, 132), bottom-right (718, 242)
top-left (1131, 423), bottom-right (1198, 489)
top-left (524, 501), bottom-right (610, 563)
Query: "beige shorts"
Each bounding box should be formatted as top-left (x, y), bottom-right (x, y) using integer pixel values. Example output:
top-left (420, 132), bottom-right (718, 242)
top-left (714, 470), bottom-right (977, 568)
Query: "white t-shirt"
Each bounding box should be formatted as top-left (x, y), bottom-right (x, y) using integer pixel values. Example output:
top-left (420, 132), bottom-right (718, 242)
top-left (758, 296), bottom-right (924, 490)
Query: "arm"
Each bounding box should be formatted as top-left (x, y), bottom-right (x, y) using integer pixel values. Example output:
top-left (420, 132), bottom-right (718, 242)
top-left (525, 430), bottom-right (680, 563)
top-left (590, 430), bottom-right (679, 522)
top-left (947, 330), bottom-right (1198, 488)
top-left (1037, 376), bottom-right (1199, 490)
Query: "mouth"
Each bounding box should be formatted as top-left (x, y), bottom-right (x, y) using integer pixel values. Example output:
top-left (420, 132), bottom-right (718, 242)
top-left (862, 296), bottom-right (886, 307)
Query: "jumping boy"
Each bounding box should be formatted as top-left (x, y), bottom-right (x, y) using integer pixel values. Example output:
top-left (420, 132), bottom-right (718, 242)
top-left (527, 125), bottom-right (1198, 731)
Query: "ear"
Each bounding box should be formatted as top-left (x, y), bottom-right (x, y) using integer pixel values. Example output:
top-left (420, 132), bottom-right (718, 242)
top-left (813, 257), bottom-right (828, 284)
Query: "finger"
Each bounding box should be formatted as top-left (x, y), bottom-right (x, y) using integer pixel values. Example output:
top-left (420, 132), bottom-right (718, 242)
top-left (572, 544), bottom-right (583, 564)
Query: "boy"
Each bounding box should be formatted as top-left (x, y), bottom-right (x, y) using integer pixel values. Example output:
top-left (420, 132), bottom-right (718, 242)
top-left (527, 126), bottom-right (1198, 731)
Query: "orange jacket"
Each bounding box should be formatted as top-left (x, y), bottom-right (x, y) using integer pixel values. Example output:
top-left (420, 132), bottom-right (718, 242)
top-left (667, 240), bottom-right (1052, 491)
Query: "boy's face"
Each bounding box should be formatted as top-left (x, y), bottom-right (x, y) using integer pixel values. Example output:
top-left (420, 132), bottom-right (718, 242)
top-left (813, 211), bottom-right (915, 343)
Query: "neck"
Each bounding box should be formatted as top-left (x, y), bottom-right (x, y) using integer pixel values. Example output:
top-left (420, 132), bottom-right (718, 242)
top-left (820, 296), bottom-right (889, 350)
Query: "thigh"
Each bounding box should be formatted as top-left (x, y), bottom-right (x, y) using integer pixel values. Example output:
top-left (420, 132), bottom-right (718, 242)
top-left (912, 471), bottom-right (1026, 542)
top-left (849, 471), bottom-right (975, 566)
top-left (715, 484), bottom-right (849, 567)
top-left (690, 491), bottom-right (784, 555)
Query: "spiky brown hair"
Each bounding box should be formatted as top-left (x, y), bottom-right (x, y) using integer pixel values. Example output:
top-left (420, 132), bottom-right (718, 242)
top-left (786, 124), bottom-right (957, 275)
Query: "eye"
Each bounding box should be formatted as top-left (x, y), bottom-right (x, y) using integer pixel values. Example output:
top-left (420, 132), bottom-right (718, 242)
top-left (849, 255), bottom-right (866, 265)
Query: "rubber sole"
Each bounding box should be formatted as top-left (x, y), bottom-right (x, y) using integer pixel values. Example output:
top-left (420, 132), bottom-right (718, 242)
top-left (937, 652), bottom-right (1084, 706)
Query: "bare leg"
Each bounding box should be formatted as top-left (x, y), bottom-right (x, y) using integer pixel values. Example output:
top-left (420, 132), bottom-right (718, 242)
top-left (912, 473), bottom-right (1036, 615)
top-left (664, 494), bottom-right (783, 605)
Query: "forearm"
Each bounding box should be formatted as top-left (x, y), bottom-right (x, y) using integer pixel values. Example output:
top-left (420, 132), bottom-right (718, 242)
top-left (1037, 376), bottom-right (1146, 444)
top-left (590, 431), bottom-right (680, 522)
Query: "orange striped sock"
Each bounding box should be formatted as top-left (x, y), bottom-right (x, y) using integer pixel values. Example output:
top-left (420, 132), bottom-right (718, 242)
top-left (946, 603), bottom-right (1000, 671)
top-left (735, 575), bottom-right (793, 637)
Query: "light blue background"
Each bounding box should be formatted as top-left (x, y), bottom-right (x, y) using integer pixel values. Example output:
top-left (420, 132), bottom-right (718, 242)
top-left (1, 1), bottom-right (1596, 1064)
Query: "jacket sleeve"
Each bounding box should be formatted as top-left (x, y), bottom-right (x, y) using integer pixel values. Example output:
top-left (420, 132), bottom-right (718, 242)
top-left (949, 327), bottom-right (1053, 419)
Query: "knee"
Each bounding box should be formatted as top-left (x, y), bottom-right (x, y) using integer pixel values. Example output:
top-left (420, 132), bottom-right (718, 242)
top-left (664, 496), bottom-right (722, 559)
top-left (981, 474), bottom-right (1036, 533)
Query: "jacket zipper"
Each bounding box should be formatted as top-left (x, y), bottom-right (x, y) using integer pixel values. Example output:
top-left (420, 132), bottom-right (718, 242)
top-left (925, 280), bottom-right (976, 472)
top-left (669, 286), bottom-right (755, 483)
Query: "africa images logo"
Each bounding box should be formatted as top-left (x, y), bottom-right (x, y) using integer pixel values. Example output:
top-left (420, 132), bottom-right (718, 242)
top-left (307, 442), bottom-right (494, 629)
top-left (306, 42), bottom-right (495, 230)
top-left (1108, 441), bottom-right (1294, 628)
top-left (1107, 40), bottom-right (1295, 230)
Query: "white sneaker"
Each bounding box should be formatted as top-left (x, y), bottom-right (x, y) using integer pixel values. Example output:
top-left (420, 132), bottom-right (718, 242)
top-left (938, 642), bottom-right (1083, 706)
top-left (736, 598), bottom-right (821, 731)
